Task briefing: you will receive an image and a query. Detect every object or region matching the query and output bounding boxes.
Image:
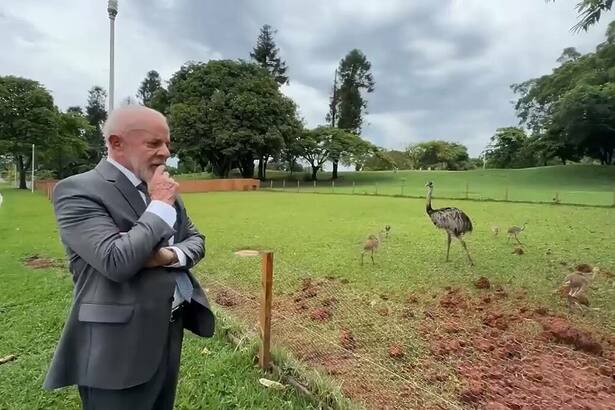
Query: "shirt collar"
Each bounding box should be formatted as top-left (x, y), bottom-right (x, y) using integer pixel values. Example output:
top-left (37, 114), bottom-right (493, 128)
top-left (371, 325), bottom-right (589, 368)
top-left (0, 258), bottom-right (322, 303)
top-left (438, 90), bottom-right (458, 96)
top-left (105, 157), bottom-right (142, 187)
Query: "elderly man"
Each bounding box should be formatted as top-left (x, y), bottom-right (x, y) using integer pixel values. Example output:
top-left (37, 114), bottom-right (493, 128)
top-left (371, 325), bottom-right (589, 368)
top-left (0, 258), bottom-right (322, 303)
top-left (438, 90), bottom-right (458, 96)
top-left (43, 105), bottom-right (214, 409)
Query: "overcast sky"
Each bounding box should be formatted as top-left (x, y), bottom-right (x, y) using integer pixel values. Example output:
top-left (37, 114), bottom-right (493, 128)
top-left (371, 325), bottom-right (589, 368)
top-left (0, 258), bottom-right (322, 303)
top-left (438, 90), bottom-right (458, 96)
top-left (1, 0), bottom-right (611, 157)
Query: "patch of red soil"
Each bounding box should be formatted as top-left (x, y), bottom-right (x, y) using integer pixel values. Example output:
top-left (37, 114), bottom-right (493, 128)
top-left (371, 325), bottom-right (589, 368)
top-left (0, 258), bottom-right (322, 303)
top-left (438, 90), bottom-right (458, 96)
top-left (388, 343), bottom-right (404, 358)
top-left (439, 288), bottom-right (468, 312)
top-left (417, 287), bottom-right (615, 409)
top-left (23, 255), bottom-right (61, 269)
top-left (310, 307), bottom-right (332, 322)
top-left (214, 289), bottom-right (239, 307)
top-left (540, 317), bottom-right (603, 355)
top-left (339, 329), bottom-right (356, 351)
top-left (474, 276), bottom-right (491, 289)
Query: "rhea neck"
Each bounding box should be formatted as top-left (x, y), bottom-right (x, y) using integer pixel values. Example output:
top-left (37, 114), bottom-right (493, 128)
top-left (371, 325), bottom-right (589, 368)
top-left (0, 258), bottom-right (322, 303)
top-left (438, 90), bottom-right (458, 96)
top-left (426, 186), bottom-right (434, 214)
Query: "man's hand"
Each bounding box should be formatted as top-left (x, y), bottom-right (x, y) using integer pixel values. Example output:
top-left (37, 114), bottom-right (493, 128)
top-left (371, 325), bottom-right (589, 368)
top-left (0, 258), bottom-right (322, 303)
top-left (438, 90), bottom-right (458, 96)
top-left (144, 247), bottom-right (178, 268)
top-left (148, 165), bottom-right (179, 205)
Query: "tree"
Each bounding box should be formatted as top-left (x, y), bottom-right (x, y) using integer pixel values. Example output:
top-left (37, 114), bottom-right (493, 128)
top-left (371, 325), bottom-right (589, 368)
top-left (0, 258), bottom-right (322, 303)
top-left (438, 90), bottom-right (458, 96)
top-left (84, 86), bottom-right (108, 166)
top-left (0, 76), bottom-right (58, 189)
top-left (137, 70), bottom-right (163, 106)
top-left (341, 139), bottom-right (377, 171)
top-left (334, 49), bottom-right (375, 133)
top-left (512, 24), bottom-right (615, 165)
top-left (326, 128), bottom-right (368, 179)
top-left (167, 60), bottom-right (300, 178)
top-left (40, 110), bottom-right (92, 179)
top-left (548, 0), bottom-right (613, 32)
top-left (557, 47), bottom-right (581, 63)
top-left (406, 141), bottom-right (471, 170)
top-left (297, 127), bottom-right (333, 180)
top-left (325, 69), bottom-right (339, 127)
top-left (484, 127), bottom-right (538, 168)
top-left (363, 150), bottom-right (398, 171)
top-left (250, 24), bottom-right (289, 86)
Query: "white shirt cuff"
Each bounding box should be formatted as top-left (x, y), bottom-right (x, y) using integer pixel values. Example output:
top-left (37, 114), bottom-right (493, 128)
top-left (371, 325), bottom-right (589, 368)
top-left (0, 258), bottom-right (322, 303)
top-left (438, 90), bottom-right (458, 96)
top-left (166, 246), bottom-right (187, 268)
top-left (145, 200), bottom-right (177, 228)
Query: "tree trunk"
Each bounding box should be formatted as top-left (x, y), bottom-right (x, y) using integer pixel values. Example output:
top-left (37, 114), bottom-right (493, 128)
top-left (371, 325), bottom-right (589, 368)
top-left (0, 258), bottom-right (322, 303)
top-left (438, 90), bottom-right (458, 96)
top-left (332, 160), bottom-right (339, 180)
top-left (18, 155), bottom-right (27, 190)
top-left (239, 157), bottom-right (255, 178)
top-left (311, 165), bottom-right (319, 181)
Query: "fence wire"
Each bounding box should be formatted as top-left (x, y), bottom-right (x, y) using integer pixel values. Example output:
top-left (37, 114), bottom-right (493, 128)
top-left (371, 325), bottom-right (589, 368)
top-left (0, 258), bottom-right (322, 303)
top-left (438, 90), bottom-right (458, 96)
top-left (207, 268), bottom-right (615, 410)
top-left (263, 179), bottom-right (615, 208)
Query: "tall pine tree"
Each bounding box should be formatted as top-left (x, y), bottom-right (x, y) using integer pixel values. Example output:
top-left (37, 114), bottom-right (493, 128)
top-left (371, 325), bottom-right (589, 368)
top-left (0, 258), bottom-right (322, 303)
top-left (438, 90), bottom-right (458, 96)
top-left (250, 24), bottom-right (289, 86)
top-left (137, 70), bottom-right (163, 106)
top-left (328, 49), bottom-right (375, 178)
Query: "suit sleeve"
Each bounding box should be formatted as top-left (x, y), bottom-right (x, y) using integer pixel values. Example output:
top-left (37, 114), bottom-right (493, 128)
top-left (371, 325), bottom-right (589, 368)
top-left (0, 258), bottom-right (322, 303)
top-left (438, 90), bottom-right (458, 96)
top-left (53, 178), bottom-right (175, 283)
top-left (167, 201), bottom-right (205, 270)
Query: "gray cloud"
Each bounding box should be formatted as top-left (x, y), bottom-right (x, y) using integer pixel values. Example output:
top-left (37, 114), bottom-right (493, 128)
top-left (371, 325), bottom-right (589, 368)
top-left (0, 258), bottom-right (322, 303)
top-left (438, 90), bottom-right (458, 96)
top-left (0, 0), bottom-right (612, 157)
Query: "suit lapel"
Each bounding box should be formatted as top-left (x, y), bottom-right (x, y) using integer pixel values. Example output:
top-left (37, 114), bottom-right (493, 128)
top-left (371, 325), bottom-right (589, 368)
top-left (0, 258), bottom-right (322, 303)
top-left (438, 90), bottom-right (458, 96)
top-left (95, 160), bottom-right (146, 217)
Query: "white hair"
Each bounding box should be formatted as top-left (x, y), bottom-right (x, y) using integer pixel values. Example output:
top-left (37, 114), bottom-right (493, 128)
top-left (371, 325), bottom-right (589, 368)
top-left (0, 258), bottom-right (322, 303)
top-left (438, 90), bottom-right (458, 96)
top-left (102, 104), bottom-right (168, 147)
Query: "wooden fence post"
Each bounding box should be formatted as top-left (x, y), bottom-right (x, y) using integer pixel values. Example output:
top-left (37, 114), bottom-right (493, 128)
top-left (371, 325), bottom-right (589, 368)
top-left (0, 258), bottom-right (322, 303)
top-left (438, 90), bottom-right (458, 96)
top-left (332, 180), bottom-right (335, 192)
top-left (297, 180), bottom-right (300, 192)
top-left (352, 181), bottom-right (356, 194)
top-left (282, 179), bottom-right (286, 191)
top-left (270, 180), bottom-right (273, 190)
top-left (259, 251), bottom-right (274, 370)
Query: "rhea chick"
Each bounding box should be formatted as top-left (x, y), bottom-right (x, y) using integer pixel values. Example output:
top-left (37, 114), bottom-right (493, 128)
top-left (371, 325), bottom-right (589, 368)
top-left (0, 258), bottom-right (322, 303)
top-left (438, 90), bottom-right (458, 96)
top-left (558, 270), bottom-right (595, 312)
top-left (361, 231), bottom-right (384, 265)
top-left (507, 222), bottom-right (527, 245)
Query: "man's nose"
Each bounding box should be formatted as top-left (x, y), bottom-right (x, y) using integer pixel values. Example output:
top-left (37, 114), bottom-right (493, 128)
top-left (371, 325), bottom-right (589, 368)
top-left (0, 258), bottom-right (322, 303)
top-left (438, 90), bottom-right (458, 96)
top-left (159, 144), bottom-right (171, 159)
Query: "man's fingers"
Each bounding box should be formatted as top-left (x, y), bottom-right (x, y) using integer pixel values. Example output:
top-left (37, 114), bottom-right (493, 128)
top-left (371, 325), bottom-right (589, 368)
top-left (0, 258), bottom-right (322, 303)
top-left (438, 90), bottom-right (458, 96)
top-left (153, 165), bottom-right (166, 178)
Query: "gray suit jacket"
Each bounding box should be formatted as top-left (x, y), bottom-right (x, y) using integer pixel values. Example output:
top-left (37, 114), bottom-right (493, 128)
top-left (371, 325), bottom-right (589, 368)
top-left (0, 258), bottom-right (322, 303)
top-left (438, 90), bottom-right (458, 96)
top-left (43, 160), bottom-right (215, 391)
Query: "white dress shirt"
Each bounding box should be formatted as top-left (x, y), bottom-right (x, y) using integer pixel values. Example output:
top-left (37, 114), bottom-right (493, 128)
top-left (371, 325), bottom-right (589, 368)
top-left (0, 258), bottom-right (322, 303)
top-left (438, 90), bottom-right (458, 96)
top-left (106, 158), bottom-right (187, 308)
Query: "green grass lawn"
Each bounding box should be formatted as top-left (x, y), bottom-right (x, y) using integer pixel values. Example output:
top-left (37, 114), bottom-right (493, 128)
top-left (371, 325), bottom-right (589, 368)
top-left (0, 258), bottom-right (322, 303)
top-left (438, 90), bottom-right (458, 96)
top-left (250, 165), bottom-right (615, 206)
top-left (189, 191), bottom-right (615, 328)
top-left (0, 188), bottom-right (318, 410)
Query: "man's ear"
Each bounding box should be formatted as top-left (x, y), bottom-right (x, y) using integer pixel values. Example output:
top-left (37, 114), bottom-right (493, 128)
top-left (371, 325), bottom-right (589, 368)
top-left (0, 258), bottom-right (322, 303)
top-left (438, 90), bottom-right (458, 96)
top-left (108, 134), bottom-right (122, 151)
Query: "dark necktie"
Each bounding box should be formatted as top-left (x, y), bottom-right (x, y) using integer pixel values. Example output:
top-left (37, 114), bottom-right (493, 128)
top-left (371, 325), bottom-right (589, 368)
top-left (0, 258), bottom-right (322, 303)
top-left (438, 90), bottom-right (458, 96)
top-left (137, 181), bottom-right (193, 303)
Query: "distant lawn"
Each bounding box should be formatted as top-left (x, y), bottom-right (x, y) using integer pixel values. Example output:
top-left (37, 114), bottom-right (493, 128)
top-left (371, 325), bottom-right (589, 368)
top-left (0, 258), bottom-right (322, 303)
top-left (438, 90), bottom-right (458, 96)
top-left (264, 165), bottom-right (615, 206)
top-left (177, 165), bottom-right (615, 206)
top-left (0, 188), bottom-right (318, 410)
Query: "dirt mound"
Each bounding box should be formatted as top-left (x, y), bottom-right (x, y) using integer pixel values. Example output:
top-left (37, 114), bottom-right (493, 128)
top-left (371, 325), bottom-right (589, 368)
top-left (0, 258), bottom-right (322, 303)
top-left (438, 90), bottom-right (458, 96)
top-left (418, 287), bottom-right (615, 409)
top-left (23, 255), bottom-right (61, 269)
top-left (388, 343), bottom-right (404, 358)
top-left (512, 247), bottom-right (524, 255)
top-left (474, 276), bottom-right (491, 289)
top-left (214, 289), bottom-right (240, 307)
top-left (339, 329), bottom-right (356, 351)
top-left (310, 307), bottom-right (332, 322)
top-left (439, 288), bottom-right (468, 312)
top-left (576, 263), bottom-right (593, 273)
top-left (541, 318), bottom-right (603, 355)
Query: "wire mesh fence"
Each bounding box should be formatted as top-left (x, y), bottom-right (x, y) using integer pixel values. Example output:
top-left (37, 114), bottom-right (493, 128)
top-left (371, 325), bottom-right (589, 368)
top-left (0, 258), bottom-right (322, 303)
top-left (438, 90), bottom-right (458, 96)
top-left (262, 179), bottom-right (615, 208)
top-left (207, 263), bottom-right (615, 409)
